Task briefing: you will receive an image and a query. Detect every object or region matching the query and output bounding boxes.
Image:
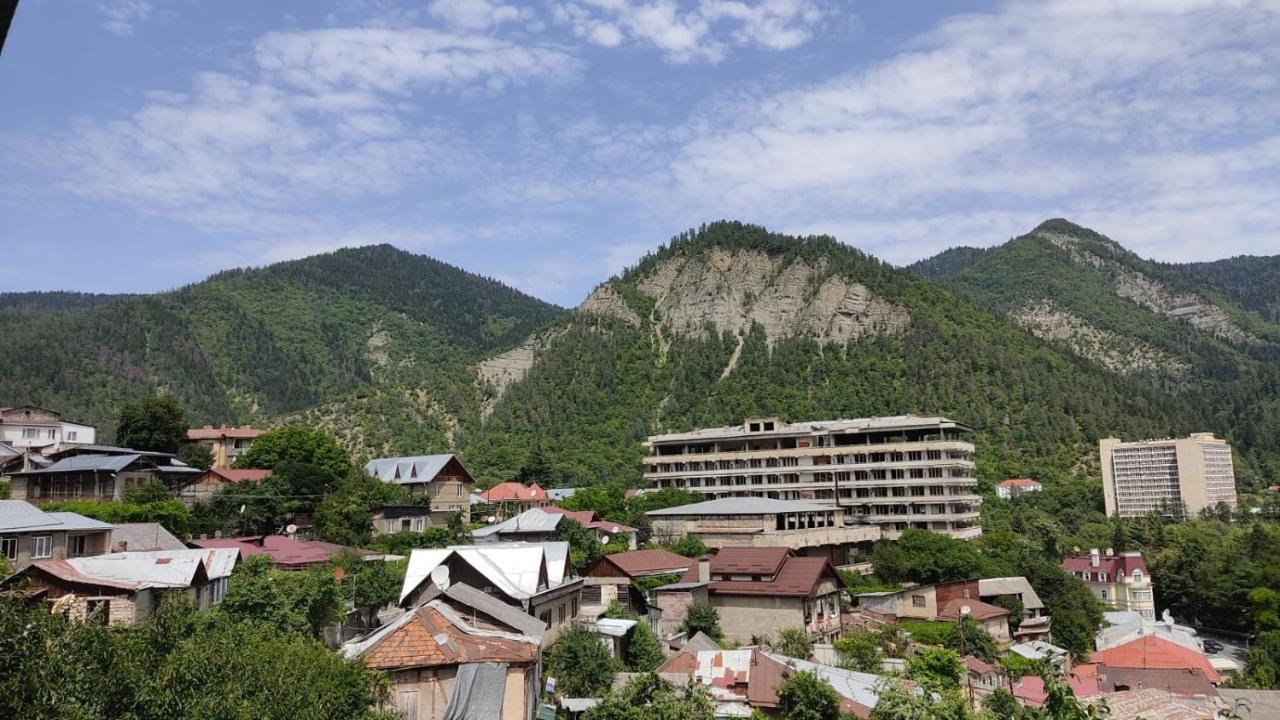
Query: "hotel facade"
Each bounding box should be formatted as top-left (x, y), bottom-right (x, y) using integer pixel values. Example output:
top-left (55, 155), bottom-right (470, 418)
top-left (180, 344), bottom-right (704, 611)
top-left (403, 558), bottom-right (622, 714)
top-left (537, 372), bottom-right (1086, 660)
top-left (643, 416), bottom-right (981, 540)
top-left (1100, 433), bottom-right (1238, 518)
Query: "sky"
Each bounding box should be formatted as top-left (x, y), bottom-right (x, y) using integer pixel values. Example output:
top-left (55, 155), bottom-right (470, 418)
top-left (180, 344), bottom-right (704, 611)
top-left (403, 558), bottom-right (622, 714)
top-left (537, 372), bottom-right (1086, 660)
top-left (1, 0), bottom-right (1278, 307)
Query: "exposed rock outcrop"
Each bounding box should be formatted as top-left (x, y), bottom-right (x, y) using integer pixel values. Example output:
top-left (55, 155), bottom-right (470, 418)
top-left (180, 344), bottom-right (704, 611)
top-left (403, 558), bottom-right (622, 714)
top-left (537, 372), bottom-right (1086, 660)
top-left (1012, 300), bottom-right (1189, 376)
top-left (577, 283), bottom-right (641, 326)
top-left (476, 327), bottom-right (567, 416)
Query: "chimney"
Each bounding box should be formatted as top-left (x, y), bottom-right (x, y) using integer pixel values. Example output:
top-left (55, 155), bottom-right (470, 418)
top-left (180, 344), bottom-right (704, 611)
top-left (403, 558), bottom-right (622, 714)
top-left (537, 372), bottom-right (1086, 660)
top-left (697, 555), bottom-right (711, 583)
top-left (1090, 548), bottom-right (1100, 567)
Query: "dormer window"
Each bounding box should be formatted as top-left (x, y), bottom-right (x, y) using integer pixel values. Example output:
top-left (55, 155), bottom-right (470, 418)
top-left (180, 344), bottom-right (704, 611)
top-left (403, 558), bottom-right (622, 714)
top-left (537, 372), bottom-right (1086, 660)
top-left (1099, 572), bottom-right (1107, 582)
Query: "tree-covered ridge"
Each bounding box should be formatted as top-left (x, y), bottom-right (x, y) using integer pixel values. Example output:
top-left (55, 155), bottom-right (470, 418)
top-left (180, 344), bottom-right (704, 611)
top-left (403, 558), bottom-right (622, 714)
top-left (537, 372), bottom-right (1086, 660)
top-left (467, 221), bottom-right (1222, 487)
top-left (906, 245), bottom-right (991, 282)
top-left (0, 244), bottom-right (563, 442)
top-left (0, 290), bottom-right (139, 312)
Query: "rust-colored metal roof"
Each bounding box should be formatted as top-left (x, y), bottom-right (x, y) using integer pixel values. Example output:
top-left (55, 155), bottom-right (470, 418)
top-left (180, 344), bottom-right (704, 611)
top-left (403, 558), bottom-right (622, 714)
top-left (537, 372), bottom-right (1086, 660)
top-left (709, 556), bottom-right (839, 598)
top-left (707, 546), bottom-right (790, 575)
top-left (1091, 635), bottom-right (1222, 684)
top-left (187, 426), bottom-right (263, 440)
top-left (591, 549), bottom-right (692, 578)
top-left (937, 598), bottom-right (1009, 621)
top-left (208, 468), bottom-right (272, 483)
top-left (658, 651), bottom-right (699, 674)
top-left (747, 650), bottom-right (873, 719)
top-left (962, 656), bottom-right (999, 675)
top-left (359, 604), bottom-right (538, 670)
top-left (479, 482), bottom-right (548, 502)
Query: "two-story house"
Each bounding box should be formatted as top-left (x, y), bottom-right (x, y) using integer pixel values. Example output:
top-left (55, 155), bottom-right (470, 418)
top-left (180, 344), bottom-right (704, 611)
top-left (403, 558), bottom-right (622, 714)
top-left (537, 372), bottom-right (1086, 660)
top-left (0, 405), bottom-right (95, 450)
top-left (1062, 549), bottom-right (1155, 620)
top-left (186, 425), bottom-right (263, 469)
top-left (0, 500), bottom-right (113, 571)
top-left (364, 455), bottom-right (473, 523)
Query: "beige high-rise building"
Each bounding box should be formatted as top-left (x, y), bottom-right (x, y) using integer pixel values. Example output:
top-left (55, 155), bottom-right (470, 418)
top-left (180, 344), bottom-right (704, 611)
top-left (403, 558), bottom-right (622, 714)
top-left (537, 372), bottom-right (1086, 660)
top-left (1099, 433), bottom-right (1238, 518)
top-left (644, 416), bottom-right (981, 540)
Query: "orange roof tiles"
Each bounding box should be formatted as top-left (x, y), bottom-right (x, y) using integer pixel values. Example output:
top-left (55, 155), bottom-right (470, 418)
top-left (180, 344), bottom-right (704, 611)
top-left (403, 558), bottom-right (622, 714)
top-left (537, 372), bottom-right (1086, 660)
top-left (361, 605), bottom-right (538, 670)
top-left (187, 425), bottom-right (263, 440)
top-left (1091, 635), bottom-right (1222, 684)
top-left (209, 468), bottom-right (272, 483)
top-left (479, 482), bottom-right (548, 502)
top-left (937, 598), bottom-right (1010, 622)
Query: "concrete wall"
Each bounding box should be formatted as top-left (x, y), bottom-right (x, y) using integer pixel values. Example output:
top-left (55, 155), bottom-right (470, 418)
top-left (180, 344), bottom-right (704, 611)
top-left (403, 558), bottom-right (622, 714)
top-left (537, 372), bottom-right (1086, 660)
top-left (0, 529), bottom-right (111, 571)
top-left (715, 594), bottom-right (806, 644)
top-left (655, 587), bottom-right (707, 638)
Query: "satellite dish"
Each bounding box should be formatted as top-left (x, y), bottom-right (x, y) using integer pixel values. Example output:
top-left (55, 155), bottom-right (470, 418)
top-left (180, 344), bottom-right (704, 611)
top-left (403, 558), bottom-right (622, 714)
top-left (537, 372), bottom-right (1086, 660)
top-left (431, 565), bottom-right (451, 591)
top-left (286, 524), bottom-right (298, 536)
top-left (486, 516), bottom-right (496, 524)
top-left (960, 605), bottom-right (972, 617)
top-left (599, 534), bottom-right (611, 544)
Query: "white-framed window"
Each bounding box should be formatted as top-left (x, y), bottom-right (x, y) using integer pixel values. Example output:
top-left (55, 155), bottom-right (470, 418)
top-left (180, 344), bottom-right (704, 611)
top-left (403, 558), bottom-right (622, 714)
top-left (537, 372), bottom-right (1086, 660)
top-left (22, 428), bottom-right (37, 439)
top-left (31, 535), bottom-right (53, 559)
top-left (46, 428), bottom-right (56, 439)
top-left (1083, 572), bottom-right (1091, 581)
top-left (0, 537), bottom-right (17, 560)
top-left (1099, 572), bottom-right (1108, 582)
top-left (66, 431), bottom-right (78, 441)
top-left (211, 577), bottom-right (228, 604)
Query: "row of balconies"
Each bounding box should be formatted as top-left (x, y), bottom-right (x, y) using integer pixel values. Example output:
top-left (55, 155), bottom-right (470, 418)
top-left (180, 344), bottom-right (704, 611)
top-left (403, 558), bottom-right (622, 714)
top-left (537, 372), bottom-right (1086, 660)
top-left (644, 456), bottom-right (975, 478)
top-left (644, 440), bottom-right (976, 463)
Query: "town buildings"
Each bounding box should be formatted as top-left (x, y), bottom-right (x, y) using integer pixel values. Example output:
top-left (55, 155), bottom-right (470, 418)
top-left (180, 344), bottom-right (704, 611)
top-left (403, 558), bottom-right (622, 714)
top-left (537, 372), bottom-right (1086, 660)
top-left (177, 467), bottom-right (272, 505)
top-left (855, 578), bottom-right (1029, 643)
top-left (186, 425), bottom-right (262, 469)
top-left (646, 497), bottom-right (880, 566)
top-left (1062, 549), bottom-right (1156, 620)
top-left (476, 482), bottom-right (550, 520)
top-left (0, 500), bottom-right (112, 571)
top-left (189, 535), bottom-right (369, 571)
top-left (643, 415), bottom-right (982, 540)
top-left (1100, 434), bottom-right (1238, 518)
top-left (583, 548), bottom-right (693, 614)
top-left (6, 445), bottom-right (202, 502)
top-left (654, 547), bottom-right (843, 644)
top-left (0, 405), bottom-right (96, 449)
top-left (996, 478), bottom-right (1042, 499)
top-left (365, 455), bottom-right (473, 522)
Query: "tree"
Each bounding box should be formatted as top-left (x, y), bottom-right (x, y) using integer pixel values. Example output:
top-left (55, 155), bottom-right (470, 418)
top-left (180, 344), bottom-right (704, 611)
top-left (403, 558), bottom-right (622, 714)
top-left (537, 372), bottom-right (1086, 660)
top-left (626, 620), bottom-right (666, 672)
top-left (906, 646), bottom-right (963, 694)
top-left (870, 680), bottom-right (972, 720)
top-left (122, 479), bottom-right (175, 505)
top-left (545, 622), bottom-right (618, 698)
top-left (176, 442), bottom-right (214, 471)
top-left (982, 689), bottom-right (1023, 720)
top-left (776, 669), bottom-right (840, 720)
top-left (219, 555), bottom-right (344, 637)
top-left (834, 631), bottom-right (883, 672)
top-left (658, 535), bottom-right (709, 559)
top-left (870, 529), bottom-right (988, 585)
top-left (990, 595), bottom-right (1025, 632)
top-left (116, 395), bottom-right (187, 453)
top-left (774, 627), bottom-right (813, 660)
top-left (681, 601), bottom-right (723, 642)
top-left (584, 673), bottom-right (715, 720)
top-left (557, 518), bottom-right (605, 572)
top-left (946, 616), bottom-right (998, 663)
top-left (233, 426), bottom-right (352, 476)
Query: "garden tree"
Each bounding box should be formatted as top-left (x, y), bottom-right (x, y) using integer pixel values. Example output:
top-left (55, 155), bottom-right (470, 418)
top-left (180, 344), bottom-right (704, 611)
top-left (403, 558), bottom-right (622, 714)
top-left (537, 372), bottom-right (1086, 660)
top-left (773, 627), bottom-right (813, 660)
top-left (39, 496), bottom-right (195, 537)
top-left (514, 444), bottom-right (554, 486)
top-left (776, 669), bottom-right (840, 720)
top-left (557, 518), bottom-right (606, 572)
top-left (115, 395), bottom-right (187, 453)
top-left (1040, 669), bottom-right (1109, 720)
top-left (315, 493), bottom-right (376, 546)
top-left (982, 689), bottom-right (1023, 720)
top-left (870, 529), bottom-right (987, 585)
top-left (1244, 631), bottom-right (1280, 688)
top-left (219, 555), bottom-right (344, 637)
top-left (906, 646), bottom-right (964, 694)
top-left (990, 595), bottom-right (1025, 632)
top-left (1019, 562), bottom-right (1102, 661)
top-left (946, 616), bottom-right (998, 663)
top-left (1250, 588), bottom-right (1280, 632)
top-left (233, 426), bottom-right (352, 476)
top-left (367, 519), bottom-right (468, 555)
top-left (333, 552), bottom-right (405, 626)
top-left (626, 620), bottom-right (666, 672)
top-left (583, 672), bottom-right (715, 720)
top-left (869, 681), bottom-right (971, 720)
top-left (545, 622), bottom-right (618, 698)
top-left (176, 441), bottom-right (215, 470)
top-left (681, 601), bottom-right (723, 642)
top-left (0, 595), bottom-right (394, 720)
top-left (655, 534), bottom-right (709, 559)
top-left (122, 479), bottom-right (175, 505)
top-left (833, 631), bottom-right (883, 672)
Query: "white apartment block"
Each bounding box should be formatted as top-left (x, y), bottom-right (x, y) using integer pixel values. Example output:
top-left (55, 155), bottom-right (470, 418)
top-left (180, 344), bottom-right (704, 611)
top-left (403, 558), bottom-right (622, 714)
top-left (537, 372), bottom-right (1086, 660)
top-left (644, 416), bottom-right (981, 540)
top-left (1100, 433), bottom-right (1238, 518)
top-left (0, 406), bottom-right (96, 450)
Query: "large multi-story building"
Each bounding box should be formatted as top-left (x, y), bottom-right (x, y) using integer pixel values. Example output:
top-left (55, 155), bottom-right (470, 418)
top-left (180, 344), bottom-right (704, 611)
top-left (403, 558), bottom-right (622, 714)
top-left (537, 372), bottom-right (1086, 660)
top-left (644, 416), bottom-right (981, 540)
top-left (1100, 434), bottom-right (1238, 518)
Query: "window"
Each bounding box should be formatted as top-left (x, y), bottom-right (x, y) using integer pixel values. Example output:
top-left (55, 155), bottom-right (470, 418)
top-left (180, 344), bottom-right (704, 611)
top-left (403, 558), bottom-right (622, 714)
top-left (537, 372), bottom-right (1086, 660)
top-left (912, 594), bottom-right (926, 608)
top-left (22, 428), bottom-right (37, 439)
top-left (558, 606), bottom-right (566, 625)
top-left (31, 536), bottom-right (52, 559)
top-left (66, 431), bottom-right (77, 441)
top-left (0, 537), bottom-right (16, 561)
top-left (68, 534), bottom-right (88, 558)
top-left (86, 599), bottom-right (110, 625)
top-left (1098, 572), bottom-right (1107, 582)
top-left (46, 428), bottom-right (57, 439)
top-left (1100, 590), bottom-right (1107, 599)
top-left (211, 577), bottom-right (228, 604)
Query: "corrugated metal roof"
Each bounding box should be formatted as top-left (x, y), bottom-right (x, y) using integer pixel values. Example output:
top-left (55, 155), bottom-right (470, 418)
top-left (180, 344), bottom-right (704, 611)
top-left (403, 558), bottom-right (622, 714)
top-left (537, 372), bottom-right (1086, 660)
top-left (754, 651), bottom-right (881, 714)
top-left (647, 497), bottom-right (840, 517)
top-left (20, 453), bottom-right (140, 474)
top-left (36, 552), bottom-right (211, 590)
top-left (442, 582), bottom-right (547, 639)
top-left (472, 508), bottom-right (562, 538)
top-left (43, 512), bottom-right (114, 532)
top-left (546, 488), bottom-right (576, 501)
top-left (595, 618), bottom-right (638, 637)
top-left (978, 576), bottom-right (1045, 611)
top-left (364, 455), bottom-right (457, 485)
top-left (592, 549), bottom-right (692, 577)
top-left (105, 548), bottom-right (238, 579)
top-left (0, 499), bottom-right (63, 532)
top-left (400, 542), bottom-right (569, 604)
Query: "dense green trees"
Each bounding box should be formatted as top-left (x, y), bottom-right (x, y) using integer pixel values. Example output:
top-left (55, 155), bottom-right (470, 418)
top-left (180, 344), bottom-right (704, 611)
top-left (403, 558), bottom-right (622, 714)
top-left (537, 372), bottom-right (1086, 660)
top-left (545, 622), bottom-right (618, 698)
top-left (833, 631), bottom-right (884, 672)
top-left (776, 670), bottom-right (840, 720)
top-left (773, 627), bottom-right (814, 660)
top-left (233, 426), bottom-right (352, 476)
top-left (681, 601), bottom-right (723, 642)
top-left (583, 673), bottom-right (715, 720)
top-left (116, 395), bottom-right (188, 453)
top-left (626, 621), bottom-right (666, 672)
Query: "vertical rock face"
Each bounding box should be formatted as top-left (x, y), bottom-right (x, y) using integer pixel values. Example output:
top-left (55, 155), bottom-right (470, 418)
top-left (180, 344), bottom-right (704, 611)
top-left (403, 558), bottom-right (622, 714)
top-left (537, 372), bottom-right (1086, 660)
top-left (476, 328), bottom-right (566, 415)
top-left (1012, 300), bottom-right (1189, 376)
top-left (1038, 230), bottom-right (1256, 344)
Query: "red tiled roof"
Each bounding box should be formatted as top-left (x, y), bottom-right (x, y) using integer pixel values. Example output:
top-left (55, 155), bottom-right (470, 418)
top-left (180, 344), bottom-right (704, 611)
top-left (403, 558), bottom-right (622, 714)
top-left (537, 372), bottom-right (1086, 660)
top-left (360, 605), bottom-right (538, 670)
top-left (1010, 674), bottom-right (1100, 708)
top-left (1062, 552), bottom-right (1148, 579)
top-left (209, 468), bottom-right (272, 483)
top-left (679, 547), bottom-right (791, 581)
top-left (596, 549), bottom-right (693, 577)
top-left (542, 507), bottom-right (639, 534)
top-left (479, 482), bottom-right (548, 502)
top-left (708, 555), bottom-right (839, 598)
top-left (1090, 635), bottom-right (1222, 684)
top-left (1000, 478), bottom-right (1041, 487)
top-left (187, 426), bottom-right (263, 440)
top-left (937, 598), bottom-right (1010, 622)
top-left (189, 535), bottom-right (358, 569)
top-left (658, 650), bottom-right (699, 673)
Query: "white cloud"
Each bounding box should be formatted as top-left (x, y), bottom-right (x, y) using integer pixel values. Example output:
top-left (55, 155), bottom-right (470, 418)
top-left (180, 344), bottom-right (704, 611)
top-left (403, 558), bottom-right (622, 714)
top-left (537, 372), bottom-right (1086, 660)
top-left (551, 0), bottom-right (825, 62)
top-left (428, 0), bottom-right (529, 30)
top-left (97, 0), bottom-right (152, 36)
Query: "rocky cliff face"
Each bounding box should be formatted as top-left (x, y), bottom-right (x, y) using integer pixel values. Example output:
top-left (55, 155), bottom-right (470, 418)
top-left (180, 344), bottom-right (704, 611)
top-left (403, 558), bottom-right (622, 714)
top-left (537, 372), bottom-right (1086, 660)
top-left (1012, 300), bottom-right (1189, 375)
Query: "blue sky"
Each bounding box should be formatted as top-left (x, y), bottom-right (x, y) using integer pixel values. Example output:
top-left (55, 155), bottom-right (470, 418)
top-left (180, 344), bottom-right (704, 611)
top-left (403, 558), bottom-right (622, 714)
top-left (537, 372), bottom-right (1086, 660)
top-left (2, 0), bottom-right (1278, 306)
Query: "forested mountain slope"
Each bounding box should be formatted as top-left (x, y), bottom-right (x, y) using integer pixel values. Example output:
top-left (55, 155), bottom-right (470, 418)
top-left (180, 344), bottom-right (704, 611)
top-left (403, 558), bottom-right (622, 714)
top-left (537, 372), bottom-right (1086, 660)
top-left (465, 221), bottom-right (1248, 488)
top-left (0, 246), bottom-right (564, 451)
top-left (911, 219), bottom-right (1280, 481)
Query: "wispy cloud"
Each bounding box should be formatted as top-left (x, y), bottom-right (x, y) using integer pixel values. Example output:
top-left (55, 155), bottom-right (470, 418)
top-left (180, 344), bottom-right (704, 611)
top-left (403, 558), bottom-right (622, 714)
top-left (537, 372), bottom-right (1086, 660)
top-left (97, 0), bottom-right (152, 36)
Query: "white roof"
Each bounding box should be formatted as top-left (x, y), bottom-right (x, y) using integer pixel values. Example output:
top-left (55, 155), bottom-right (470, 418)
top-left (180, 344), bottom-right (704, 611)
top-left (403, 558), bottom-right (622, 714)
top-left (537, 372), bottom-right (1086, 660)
top-left (364, 455), bottom-right (457, 485)
top-left (647, 497), bottom-right (839, 517)
top-left (1097, 611), bottom-right (1202, 652)
top-left (547, 488), bottom-right (577, 501)
top-left (400, 542), bottom-right (568, 604)
top-left (595, 618), bottom-right (638, 637)
top-left (104, 548), bottom-right (239, 580)
top-left (472, 508), bottom-right (562, 538)
top-left (63, 553), bottom-right (206, 589)
top-left (648, 415), bottom-right (966, 443)
top-left (978, 576), bottom-right (1044, 611)
top-left (1010, 640), bottom-right (1068, 660)
top-left (0, 500), bottom-right (112, 533)
top-left (760, 651), bottom-right (883, 710)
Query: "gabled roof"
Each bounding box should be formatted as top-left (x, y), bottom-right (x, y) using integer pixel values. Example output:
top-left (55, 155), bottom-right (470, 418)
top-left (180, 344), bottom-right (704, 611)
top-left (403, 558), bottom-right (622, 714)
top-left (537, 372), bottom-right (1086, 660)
top-left (1091, 635), bottom-right (1222, 684)
top-left (0, 500), bottom-right (112, 533)
top-left (963, 656), bottom-right (999, 675)
top-left (189, 535), bottom-right (357, 570)
top-left (1063, 552), bottom-right (1148, 578)
top-left (364, 454), bottom-right (466, 485)
top-left (683, 546), bottom-right (792, 577)
top-left (106, 548), bottom-right (239, 579)
top-left (400, 542), bottom-right (569, 604)
top-left (344, 600), bottom-right (538, 670)
top-left (647, 497), bottom-right (839, 517)
top-left (938, 598), bottom-right (1009, 622)
top-left (999, 478), bottom-right (1041, 487)
top-left (110, 523), bottom-right (187, 552)
top-left (978, 576), bottom-right (1045, 611)
top-left (440, 582), bottom-right (547, 640)
top-left (16, 453), bottom-right (143, 475)
top-left (206, 468), bottom-right (273, 484)
top-left (752, 651), bottom-right (879, 718)
top-left (543, 507), bottom-right (638, 534)
top-left (677, 549), bottom-right (839, 598)
top-left (478, 481), bottom-right (547, 502)
top-left (187, 425), bottom-right (262, 440)
top-left (472, 507), bottom-right (562, 538)
top-left (589, 549), bottom-right (692, 578)
top-left (27, 549), bottom-right (232, 591)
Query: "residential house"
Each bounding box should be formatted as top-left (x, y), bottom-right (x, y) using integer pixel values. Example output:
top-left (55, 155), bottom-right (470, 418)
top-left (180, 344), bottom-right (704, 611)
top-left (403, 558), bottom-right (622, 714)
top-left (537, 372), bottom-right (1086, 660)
top-left (2, 547), bottom-right (238, 625)
top-left (110, 522), bottom-right (186, 552)
top-left (186, 425), bottom-right (263, 469)
top-left (476, 482), bottom-right (549, 521)
top-left (1062, 549), bottom-right (1156, 619)
top-left (658, 648), bottom-right (884, 718)
top-left (0, 405), bottom-right (95, 449)
top-left (1098, 610), bottom-right (1205, 653)
top-left (1218, 689), bottom-right (1280, 720)
top-left (0, 500), bottom-right (113, 571)
top-left (996, 478), bottom-right (1043, 499)
top-left (544, 507), bottom-right (638, 550)
top-left (979, 576), bottom-right (1051, 641)
top-left (343, 583), bottom-right (544, 720)
top-left (399, 542), bottom-right (582, 643)
top-left (1010, 673), bottom-right (1101, 709)
top-left (963, 656), bottom-right (1004, 699)
top-left (647, 497), bottom-right (880, 566)
top-left (7, 445), bottom-right (202, 502)
top-left (1009, 640), bottom-right (1070, 670)
top-left (584, 548), bottom-right (693, 615)
top-left (372, 505), bottom-right (437, 535)
top-left (1090, 635), bottom-right (1222, 688)
top-left (176, 467), bottom-right (272, 505)
top-left (1101, 688), bottom-right (1222, 720)
top-left (365, 455), bottom-right (473, 522)
top-left (189, 534), bottom-right (371, 571)
top-left (856, 579), bottom-right (1013, 642)
top-left (472, 507), bottom-right (563, 544)
top-left (654, 547), bottom-right (842, 644)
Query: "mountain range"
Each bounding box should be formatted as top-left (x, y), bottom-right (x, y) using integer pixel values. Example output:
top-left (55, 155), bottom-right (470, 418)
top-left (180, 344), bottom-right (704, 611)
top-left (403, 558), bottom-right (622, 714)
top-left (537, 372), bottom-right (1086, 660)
top-left (2, 220), bottom-right (1277, 489)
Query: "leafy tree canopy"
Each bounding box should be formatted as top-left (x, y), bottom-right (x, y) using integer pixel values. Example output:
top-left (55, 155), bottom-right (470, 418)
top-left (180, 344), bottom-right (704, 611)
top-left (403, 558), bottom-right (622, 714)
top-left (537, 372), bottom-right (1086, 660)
top-left (233, 426), bottom-right (352, 476)
top-left (116, 394), bottom-right (187, 453)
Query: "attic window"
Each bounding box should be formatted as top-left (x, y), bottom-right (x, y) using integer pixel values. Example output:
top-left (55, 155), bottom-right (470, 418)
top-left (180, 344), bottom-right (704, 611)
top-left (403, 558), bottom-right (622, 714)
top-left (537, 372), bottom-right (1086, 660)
top-left (763, 422), bottom-right (775, 431)
top-left (749, 423), bottom-right (761, 432)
